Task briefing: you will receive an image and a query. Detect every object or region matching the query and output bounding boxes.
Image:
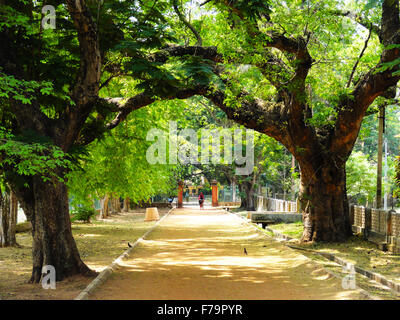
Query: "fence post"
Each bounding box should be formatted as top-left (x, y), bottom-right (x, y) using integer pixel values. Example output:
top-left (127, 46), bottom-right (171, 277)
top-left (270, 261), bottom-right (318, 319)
top-left (211, 180), bottom-right (218, 207)
top-left (386, 210), bottom-right (393, 243)
top-left (349, 204), bottom-right (355, 227)
top-left (364, 207), bottom-right (372, 238)
top-left (177, 180), bottom-right (184, 208)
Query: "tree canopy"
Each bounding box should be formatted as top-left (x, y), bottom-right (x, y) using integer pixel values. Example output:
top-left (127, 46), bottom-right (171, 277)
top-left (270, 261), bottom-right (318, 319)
top-left (1, 0), bottom-right (400, 282)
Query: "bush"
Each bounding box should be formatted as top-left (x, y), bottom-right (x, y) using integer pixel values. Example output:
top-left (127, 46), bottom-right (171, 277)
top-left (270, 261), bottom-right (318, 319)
top-left (70, 206), bottom-right (97, 223)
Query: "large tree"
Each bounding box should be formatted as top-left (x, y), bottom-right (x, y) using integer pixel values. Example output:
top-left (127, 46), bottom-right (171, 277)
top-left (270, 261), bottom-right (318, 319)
top-left (0, 0), bottom-right (220, 282)
top-left (1, 0), bottom-right (400, 283)
top-left (188, 0), bottom-right (400, 242)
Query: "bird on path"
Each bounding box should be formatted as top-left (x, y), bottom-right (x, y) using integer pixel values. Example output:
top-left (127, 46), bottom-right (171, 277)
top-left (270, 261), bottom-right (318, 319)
top-left (244, 248), bottom-right (248, 255)
top-left (128, 242), bottom-right (132, 248)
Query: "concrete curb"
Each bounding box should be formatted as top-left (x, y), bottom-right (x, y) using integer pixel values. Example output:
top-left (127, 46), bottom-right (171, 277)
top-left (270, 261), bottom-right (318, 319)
top-left (263, 226), bottom-right (400, 296)
top-left (316, 251), bottom-right (400, 295)
top-left (230, 212), bottom-right (382, 300)
top-left (74, 207), bottom-right (175, 300)
top-left (240, 213), bottom-right (400, 296)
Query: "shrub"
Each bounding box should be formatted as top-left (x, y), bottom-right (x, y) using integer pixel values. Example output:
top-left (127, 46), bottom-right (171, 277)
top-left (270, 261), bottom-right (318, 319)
top-left (70, 206), bottom-right (97, 223)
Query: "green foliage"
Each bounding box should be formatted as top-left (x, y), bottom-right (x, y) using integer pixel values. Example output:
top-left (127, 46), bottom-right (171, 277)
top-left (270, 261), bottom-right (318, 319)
top-left (376, 44), bottom-right (400, 76)
top-left (214, 0), bottom-right (272, 21)
top-left (363, 0), bottom-right (383, 10)
top-left (67, 101), bottom-right (177, 206)
top-left (395, 155), bottom-right (400, 198)
top-left (0, 0), bottom-right (397, 211)
top-left (70, 206), bottom-right (98, 223)
top-left (356, 106), bottom-right (400, 159)
top-left (346, 151), bottom-right (377, 205)
top-left (0, 72), bottom-right (54, 105)
top-left (0, 128), bottom-right (72, 181)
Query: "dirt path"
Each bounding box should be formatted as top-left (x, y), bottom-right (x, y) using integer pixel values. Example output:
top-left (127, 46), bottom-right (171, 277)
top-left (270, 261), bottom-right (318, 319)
top-left (90, 208), bottom-right (364, 300)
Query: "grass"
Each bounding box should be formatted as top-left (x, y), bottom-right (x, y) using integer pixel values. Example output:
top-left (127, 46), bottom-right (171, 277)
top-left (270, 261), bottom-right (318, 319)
top-left (237, 209), bottom-right (400, 299)
top-left (268, 227), bottom-right (400, 299)
top-left (297, 235), bottom-right (400, 284)
top-left (267, 221), bottom-right (303, 239)
top-left (266, 221), bottom-right (400, 286)
top-left (0, 208), bottom-right (170, 300)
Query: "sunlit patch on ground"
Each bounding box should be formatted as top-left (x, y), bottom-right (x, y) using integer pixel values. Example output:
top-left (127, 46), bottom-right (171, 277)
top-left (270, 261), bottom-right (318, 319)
top-left (0, 208), bottom-right (169, 300)
top-left (90, 208), bottom-right (364, 300)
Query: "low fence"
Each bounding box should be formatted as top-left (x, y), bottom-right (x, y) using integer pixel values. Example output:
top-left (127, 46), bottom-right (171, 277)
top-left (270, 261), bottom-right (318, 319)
top-left (256, 196), bottom-right (298, 213)
top-left (350, 205), bottom-right (400, 254)
top-left (218, 201), bottom-right (241, 207)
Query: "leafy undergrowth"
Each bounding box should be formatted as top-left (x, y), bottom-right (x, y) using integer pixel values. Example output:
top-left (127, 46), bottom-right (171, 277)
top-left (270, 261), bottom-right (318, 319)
top-left (0, 208), bottom-right (169, 300)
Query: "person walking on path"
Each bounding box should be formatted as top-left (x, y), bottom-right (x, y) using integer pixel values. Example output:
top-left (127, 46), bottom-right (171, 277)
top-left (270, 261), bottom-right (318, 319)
top-left (198, 192), bottom-right (204, 210)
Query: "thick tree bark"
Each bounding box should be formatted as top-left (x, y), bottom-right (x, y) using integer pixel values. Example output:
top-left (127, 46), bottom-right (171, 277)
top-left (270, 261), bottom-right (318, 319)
top-left (27, 177), bottom-right (95, 283)
top-left (298, 158), bottom-right (352, 242)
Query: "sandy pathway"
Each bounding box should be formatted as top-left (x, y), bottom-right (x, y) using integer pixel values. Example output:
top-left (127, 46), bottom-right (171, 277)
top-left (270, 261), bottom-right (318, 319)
top-left (90, 208), bottom-right (364, 300)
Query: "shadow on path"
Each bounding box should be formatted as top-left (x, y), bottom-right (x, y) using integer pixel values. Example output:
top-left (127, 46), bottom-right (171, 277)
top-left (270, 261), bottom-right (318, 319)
top-left (90, 208), bottom-right (364, 300)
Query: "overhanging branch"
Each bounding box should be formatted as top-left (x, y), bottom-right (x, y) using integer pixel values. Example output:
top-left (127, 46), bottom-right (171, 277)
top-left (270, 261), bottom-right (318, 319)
top-left (330, 10), bottom-right (381, 37)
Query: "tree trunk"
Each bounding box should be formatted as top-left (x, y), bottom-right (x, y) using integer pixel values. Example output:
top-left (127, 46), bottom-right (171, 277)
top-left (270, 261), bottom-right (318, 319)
top-left (376, 106), bottom-right (384, 208)
top-left (291, 155), bottom-right (296, 201)
top-left (298, 160), bottom-right (353, 242)
top-left (9, 190), bottom-right (18, 246)
top-left (123, 197), bottom-right (130, 212)
top-left (0, 187), bottom-right (18, 247)
top-left (238, 180), bottom-right (256, 211)
top-left (112, 197), bottom-right (121, 213)
top-left (109, 197), bottom-right (116, 214)
top-left (0, 188), bottom-right (11, 247)
top-left (15, 177), bottom-right (96, 283)
top-left (100, 195), bottom-right (110, 218)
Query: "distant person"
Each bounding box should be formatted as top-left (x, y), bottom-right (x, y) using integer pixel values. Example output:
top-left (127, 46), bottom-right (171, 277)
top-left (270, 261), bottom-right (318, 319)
top-left (198, 192), bottom-right (204, 210)
top-left (168, 196), bottom-right (174, 207)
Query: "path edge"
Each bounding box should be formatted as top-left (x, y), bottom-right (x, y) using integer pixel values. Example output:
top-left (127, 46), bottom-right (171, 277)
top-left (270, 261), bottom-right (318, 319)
top-left (261, 224), bottom-right (400, 296)
top-left (74, 207), bottom-right (175, 300)
top-left (230, 211), bottom-right (382, 300)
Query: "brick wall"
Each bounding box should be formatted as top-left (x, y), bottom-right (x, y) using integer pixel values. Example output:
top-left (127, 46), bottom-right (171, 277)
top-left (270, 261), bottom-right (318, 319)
top-left (350, 205), bottom-right (400, 254)
top-left (391, 213), bottom-right (400, 238)
top-left (353, 206), bottom-right (366, 228)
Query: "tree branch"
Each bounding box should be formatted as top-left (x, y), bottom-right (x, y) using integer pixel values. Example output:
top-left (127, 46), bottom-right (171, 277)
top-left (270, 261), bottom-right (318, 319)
top-left (65, 0), bottom-right (101, 106)
top-left (329, 0), bottom-right (400, 159)
top-left (204, 89), bottom-right (287, 142)
top-left (330, 10), bottom-right (381, 37)
top-left (150, 45), bottom-right (223, 63)
top-left (172, 0), bottom-right (203, 46)
top-left (105, 86), bottom-right (209, 130)
top-left (346, 27), bottom-right (372, 88)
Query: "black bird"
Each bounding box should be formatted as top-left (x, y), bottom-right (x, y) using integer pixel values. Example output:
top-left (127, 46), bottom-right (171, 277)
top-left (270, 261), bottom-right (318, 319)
top-left (244, 248), bottom-right (248, 255)
top-left (128, 242), bottom-right (132, 248)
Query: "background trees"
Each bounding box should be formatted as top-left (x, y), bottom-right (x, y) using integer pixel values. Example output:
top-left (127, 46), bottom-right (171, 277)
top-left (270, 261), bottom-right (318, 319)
top-left (186, 0), bottom-right (400, 241)
top-left (1, 0), bottom-right (400, 282)
top-left (67, 102), bottom-right (175, 214)
top-left (0, 186), bottom-right (18, 247)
